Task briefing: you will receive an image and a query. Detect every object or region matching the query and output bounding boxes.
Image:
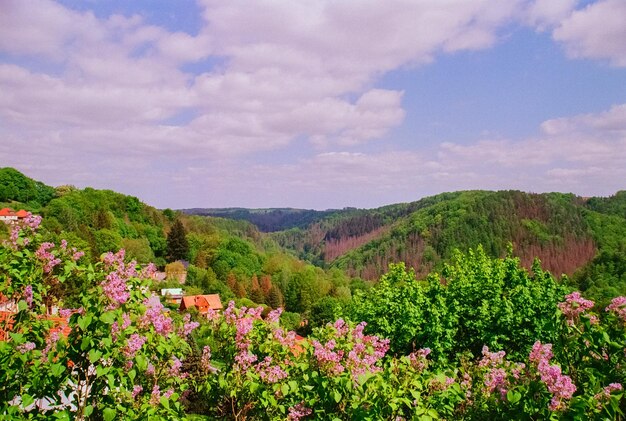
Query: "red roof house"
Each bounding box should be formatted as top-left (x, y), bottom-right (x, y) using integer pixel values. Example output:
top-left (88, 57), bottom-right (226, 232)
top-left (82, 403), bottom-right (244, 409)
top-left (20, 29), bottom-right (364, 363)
top-left (179, 294), bottom-right (223, 314)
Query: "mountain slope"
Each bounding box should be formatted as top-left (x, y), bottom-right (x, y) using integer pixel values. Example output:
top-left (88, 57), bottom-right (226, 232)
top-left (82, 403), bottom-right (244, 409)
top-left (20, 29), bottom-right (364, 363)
top-left (265, 190), bottom-right (625, 281)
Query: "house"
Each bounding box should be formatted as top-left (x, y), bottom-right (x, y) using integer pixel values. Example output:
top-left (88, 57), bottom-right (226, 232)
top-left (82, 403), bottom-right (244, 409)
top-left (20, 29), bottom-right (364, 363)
top-left (179, 294), bottom-right (223, 314)
top-left (0, 208), bottom-right (29, 223)
top-left (161, 288), bottom-right (184, 305)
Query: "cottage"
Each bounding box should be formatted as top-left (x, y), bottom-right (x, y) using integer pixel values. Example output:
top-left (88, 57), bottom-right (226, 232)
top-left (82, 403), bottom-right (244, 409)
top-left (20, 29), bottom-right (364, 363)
top-left (0, 208), bottom-right (29, 223)
top-left (179, 294), bottom-right (223, 314)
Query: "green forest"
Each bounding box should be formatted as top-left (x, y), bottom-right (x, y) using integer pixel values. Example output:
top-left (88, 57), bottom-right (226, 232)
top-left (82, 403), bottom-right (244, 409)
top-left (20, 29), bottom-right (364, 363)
top-left (2, 167), bottom-right (626, 419)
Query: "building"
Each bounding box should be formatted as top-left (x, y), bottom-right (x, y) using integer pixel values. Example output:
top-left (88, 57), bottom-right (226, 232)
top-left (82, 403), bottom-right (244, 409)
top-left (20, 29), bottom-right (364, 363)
top-left (161, 288), bottom-right (184, 305)
top-left (0, 208), bottom-right (29, 223)
top-left (179, 294), bottom-right (223, 314)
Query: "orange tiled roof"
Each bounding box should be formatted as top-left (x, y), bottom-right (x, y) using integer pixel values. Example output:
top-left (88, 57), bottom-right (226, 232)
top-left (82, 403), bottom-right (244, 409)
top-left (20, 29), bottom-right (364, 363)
top-left (180, 294), bottom-right (223, 312)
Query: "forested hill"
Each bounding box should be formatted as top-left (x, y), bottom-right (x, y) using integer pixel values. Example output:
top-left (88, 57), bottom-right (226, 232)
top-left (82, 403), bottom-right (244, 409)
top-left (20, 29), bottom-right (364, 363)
top-left (182, 191), bottom-right (626, 291)
top-left (2, 167), bottom-right (625, 309)
top-left (260, 191), bottom-right (625, 288)
top-left (181, 207), bottom-right (340, 232)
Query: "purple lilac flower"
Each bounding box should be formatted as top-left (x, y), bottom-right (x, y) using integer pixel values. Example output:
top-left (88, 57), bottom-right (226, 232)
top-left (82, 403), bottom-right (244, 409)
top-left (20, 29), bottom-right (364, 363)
top-left (256, 356), bottom-right (288, 383)
top-left (266, 308), bottom-right (283, 323)
top-left (201, 345), bottom-right (218, 374)
top-left (150, 385), bottom-right (161, 405)
top-left (181, 314), bottom-right (199, 336)
top-left (170, 356), bottom-right (184, 377)
top-left (24, 285), bottom-right (33, 308)
top-left (288, 402), bottom-right (312, 420)
top-left (408, 348), bottom-right (431, 371)
top-left (123, 334), bottom-right (146, 358)
top-left (558, 292), bottom-right (595, 326)
top-left (606, 297), bottom-right (626, 322)
top-left (132, 385), bottom-right (143, 398)
top-left (529, 341), bottom-right (576, 411)
top-left (17, 342), bottom-right (36, 353)
top-left (141, 296), bottom-right (173, 335)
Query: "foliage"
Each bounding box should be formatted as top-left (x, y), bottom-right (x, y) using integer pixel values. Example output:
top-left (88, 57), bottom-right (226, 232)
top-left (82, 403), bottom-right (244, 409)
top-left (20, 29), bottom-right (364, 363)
top-left (0, 167), bottom-right (56, 207)
top-left (351, 247), bottom-right (568, 362)
top-left (0, 216), bottom-right (196, 419)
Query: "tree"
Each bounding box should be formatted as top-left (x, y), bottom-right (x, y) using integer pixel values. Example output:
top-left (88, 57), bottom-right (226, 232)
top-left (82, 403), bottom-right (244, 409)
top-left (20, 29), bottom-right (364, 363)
top-left (266, 285), bottom-right (284, 309)
top-left (167, 219), bottom-right (189, 262)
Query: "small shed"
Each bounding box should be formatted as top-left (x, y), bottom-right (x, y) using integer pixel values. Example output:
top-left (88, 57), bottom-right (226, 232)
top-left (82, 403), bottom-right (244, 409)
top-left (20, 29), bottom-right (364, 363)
top-left (161, 288), bottom-right (184, 305)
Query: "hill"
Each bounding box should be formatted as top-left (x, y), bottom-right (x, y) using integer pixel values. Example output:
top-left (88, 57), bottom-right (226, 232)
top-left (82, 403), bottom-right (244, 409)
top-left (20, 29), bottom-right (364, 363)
top-left (196, 191), bottom-right (625, 305)
top-left (181, 207), bottom-right (339, 232)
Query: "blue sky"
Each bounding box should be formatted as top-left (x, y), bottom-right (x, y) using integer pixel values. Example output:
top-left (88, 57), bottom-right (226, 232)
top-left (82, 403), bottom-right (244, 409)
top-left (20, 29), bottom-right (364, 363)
top-left (1, 0), bottom-right (625, 209)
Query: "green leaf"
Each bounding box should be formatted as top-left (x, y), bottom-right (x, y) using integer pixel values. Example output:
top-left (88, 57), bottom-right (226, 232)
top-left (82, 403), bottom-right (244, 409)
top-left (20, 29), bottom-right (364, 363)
top-left (18, 300), bottom-right (28, 312)
top-left (50, 363), bottom-right (65, 377)
top-left (22, 394), bottom-right (34, 408)
top-left (88, 349), bottom-right (102, 363)
top-left (77, 315), bottom-right (92, 331)
top-left (506, 390), bottom-right (521, 404)
top-left (80, 337), bottom-right (91, 351)
top-left (160, 396), bottom-right (170, 409)
top-left (333, 390), bottom-right (342, 403)
top-left (281, 383), bottom-right (289, 397)
top-left (84, 405), bottom-right (94, 417)
top-left (103, 407), bottom-right (116, 421)
top-left (100, 311), bottom-right (116, 324)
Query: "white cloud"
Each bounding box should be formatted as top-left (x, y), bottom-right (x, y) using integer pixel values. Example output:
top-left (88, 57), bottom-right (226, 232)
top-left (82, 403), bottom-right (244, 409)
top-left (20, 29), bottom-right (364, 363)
top-left (0, 0), bottom-right (624, 208)
top-left (552, 0), bottom-right (626, 66)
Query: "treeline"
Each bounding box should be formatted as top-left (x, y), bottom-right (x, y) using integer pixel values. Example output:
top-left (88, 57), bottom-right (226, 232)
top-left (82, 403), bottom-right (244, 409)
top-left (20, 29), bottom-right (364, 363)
top-left (183, 207), bottom-right (336, 232)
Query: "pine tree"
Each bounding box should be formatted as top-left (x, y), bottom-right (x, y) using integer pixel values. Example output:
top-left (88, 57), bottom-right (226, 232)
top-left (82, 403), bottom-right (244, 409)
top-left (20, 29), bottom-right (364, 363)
top-left (166, 219), bottom-right (189, 262)
top-left (266, 285), bottom-right (284, 309)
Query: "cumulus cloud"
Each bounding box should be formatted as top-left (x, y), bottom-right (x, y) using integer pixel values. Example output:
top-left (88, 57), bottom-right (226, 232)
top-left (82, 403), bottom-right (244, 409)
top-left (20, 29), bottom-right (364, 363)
top-left (0, 0), bottom-right (624, 208)
top-left (0, 0), bottom-right (527, 163)
top-left (552, 0), bottom-right (626, 66)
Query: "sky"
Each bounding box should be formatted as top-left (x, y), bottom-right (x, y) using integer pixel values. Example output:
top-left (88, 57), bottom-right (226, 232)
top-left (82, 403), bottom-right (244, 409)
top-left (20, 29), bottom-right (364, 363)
top-left (1, 0), bottom-right (625, 210)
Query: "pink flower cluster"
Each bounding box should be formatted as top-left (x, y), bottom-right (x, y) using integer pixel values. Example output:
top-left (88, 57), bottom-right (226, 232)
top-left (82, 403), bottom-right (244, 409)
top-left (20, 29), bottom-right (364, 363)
top-left (346, 322), bottom-right (390, 380)
top-left (256, 356), bottom-right (288, 383)
top-left (169, 356), bottom-right (186, 378)
top-left (479, 346), bottom-right (511, 399)
top-left (132, 385), bottom-right (143, 398)
top-left (312, 339), bottom-right (345, 375)
top-left (111, 313), bottom-right (132, 340)
top-left (273, 327), bottom-right (298, 348)
top-left (223, 301), bottom-right (264, 369)
top-left (529, 342), bottom-right (576, 411)
top-left (23, 285), bottom-right (33, 308)
top-left (17, 342), bottom-right (36, 354)
top-left (266, 308), bottom-right (283, 323)
top-left (122, 333), bottom-right (146, 358)
top-left (288, 402), bottom-right (312, 420)
top-left (606, 297), bottom-right (626, 322)
top-left (594, 383), bottom-right (623, 404)
top-left (201, 345), bottom-right (218, 374)
top-left (35, 242), bottom-right (61, 273)
top-left (139, 296), bottom-right (173, 335)
top-left (558, 292), bottom-right (595, 326)
top-left (100, 250), bottom-right (140, 308)
top-left (408, 348), bottom-right (431, 372)
top-left (5, 213), bottom-right (41, 248)
top-left (181, 314), bottom-right (200, 337)
top-left (42, 331), bottom-right (60, 359)
top-left (59, 307), bottom-right (84, 318)
top-left (312, 321), bottom-right (389, 381)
